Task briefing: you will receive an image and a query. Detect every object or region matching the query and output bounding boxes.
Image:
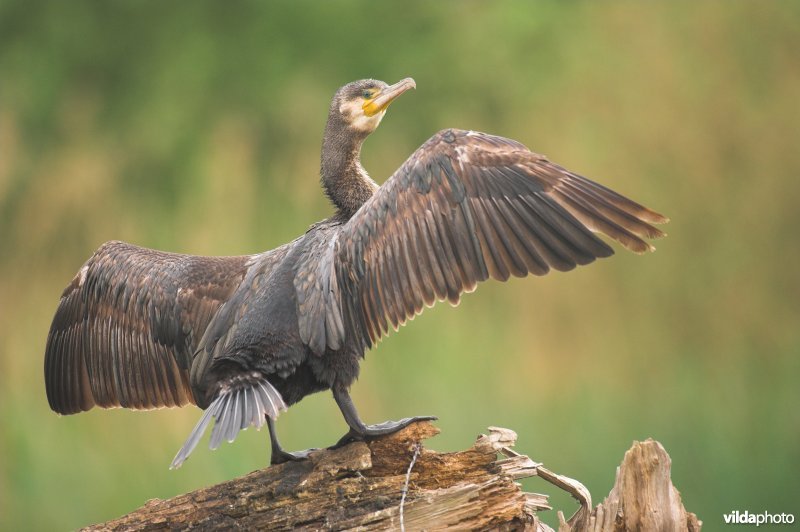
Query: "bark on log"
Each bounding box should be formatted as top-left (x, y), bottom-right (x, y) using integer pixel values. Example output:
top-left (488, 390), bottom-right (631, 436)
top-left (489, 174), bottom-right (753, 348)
top-left (83, 424), bottom-right (700, 531)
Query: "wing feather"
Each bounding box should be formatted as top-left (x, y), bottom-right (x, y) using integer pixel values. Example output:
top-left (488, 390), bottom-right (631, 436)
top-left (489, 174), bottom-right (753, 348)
top-left (423, 208), bottom-right (453, 299)
top-left (389, 236), bottom-right (413, 320)
top-left (335, 129), bottom-right (668, 348)
top-left (471, 194), bottom-right (511, 281)
top-left (387, 241), bottom-right (407, 328)
top-left (399, 217), bottom-right (426, 313)
top-left (44, 241), bottom-right (249, 414)
top-left (410, 214), bottom-right (439, 307)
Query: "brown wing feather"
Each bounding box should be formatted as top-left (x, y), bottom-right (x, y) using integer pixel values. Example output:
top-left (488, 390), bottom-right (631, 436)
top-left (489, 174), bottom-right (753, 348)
top-left (336, 128), bottom-right (668, 347)
top-left (44, 240), bottom-right (249, 414)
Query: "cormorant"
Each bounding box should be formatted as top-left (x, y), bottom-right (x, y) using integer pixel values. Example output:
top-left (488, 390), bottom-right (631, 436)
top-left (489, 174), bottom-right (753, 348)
top-left (44, 78), bottom-right (668, 468)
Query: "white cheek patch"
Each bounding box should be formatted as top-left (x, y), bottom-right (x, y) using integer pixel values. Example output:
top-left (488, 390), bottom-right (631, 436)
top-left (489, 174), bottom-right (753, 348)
top-left (339, 100), bottom-right (385, 133)
top-left (352, 112), bottom-right (384, 132)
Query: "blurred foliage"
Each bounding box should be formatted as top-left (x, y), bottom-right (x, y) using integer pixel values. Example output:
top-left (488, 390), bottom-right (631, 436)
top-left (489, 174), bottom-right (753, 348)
top-left (1, 1), bottom-right (799, 529)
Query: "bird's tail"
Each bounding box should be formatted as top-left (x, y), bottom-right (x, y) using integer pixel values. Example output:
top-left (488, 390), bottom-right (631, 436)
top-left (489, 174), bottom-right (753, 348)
top-left (170, 373), bottom-right (287, 469)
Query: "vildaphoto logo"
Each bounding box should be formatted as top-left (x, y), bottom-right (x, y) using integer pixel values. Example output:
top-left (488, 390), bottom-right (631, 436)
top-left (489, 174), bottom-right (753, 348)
top-left (723, 510), bottom-right (795, 526)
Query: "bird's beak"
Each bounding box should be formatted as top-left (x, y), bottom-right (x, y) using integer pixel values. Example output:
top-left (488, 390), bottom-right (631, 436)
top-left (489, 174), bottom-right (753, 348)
top-left (363, 78), bottom-right (416, 117)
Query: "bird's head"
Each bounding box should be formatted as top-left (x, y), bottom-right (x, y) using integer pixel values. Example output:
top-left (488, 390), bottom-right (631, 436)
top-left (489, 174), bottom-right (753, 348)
top-left (329, 78), bottom-right (416, 136)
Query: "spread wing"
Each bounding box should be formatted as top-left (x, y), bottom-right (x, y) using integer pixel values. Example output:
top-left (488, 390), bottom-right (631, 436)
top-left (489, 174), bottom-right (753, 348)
top-left (44, 240), bottom-right (250, 414)
top-left (335, 129), bottom-right (668, 348)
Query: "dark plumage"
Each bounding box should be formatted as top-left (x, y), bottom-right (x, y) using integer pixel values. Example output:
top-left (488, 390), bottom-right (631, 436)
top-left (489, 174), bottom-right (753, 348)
top-left (44, 78), bottom-right (668, 468)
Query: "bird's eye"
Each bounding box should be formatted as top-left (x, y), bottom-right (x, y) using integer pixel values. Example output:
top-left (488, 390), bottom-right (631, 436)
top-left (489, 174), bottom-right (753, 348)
top-left (362, 90), bottom-right (373, 99)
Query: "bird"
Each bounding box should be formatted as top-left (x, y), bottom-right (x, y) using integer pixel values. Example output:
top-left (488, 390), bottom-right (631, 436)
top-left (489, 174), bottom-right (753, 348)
top-left (44, 77), bottom-right (668, 469)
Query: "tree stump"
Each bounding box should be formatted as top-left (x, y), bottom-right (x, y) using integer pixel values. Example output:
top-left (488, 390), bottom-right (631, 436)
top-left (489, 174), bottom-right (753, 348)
top-left (83, 423), bottom-right (700, 531)
top-left (584, 439), bottom-right (702, 532)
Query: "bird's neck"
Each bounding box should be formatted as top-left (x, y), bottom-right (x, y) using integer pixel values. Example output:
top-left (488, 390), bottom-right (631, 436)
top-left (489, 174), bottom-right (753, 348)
top-left (320, 120), bottom-right (378, 219)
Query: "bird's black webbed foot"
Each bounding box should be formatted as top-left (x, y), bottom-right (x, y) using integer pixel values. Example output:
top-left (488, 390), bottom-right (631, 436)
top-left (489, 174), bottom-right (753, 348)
top-left (267, 416), bottom-right (319, 465)
top-left (333, 386), bottom-right (436, 447)
top-left (270, 447), bottom-right (320, 465)
top-left (333, 415), bottom-right (437, 447)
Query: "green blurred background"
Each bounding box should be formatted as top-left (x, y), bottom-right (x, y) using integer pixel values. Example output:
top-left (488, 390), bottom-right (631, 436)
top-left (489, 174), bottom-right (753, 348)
top-left (1, 1), bottom-right (798, 529)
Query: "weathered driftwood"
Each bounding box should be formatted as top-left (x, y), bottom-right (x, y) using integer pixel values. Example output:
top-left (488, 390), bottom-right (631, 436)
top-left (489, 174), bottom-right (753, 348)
top-left (583, 439), bottom-right (702, 532)
top-left (83, 424), bottom-right (700, 531)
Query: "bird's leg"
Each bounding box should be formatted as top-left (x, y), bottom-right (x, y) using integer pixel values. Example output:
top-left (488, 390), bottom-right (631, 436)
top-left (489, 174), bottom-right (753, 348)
top-left (332, 386), bottom-right (437, 447)
top-left (267, 416), bottom-right (318, 465)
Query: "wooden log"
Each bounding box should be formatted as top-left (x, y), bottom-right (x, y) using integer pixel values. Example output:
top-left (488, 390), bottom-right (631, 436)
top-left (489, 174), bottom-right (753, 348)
top-left (583, 439), bottom-right (702, 532)
top-left (82, 425), bottom-right (700, 531)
